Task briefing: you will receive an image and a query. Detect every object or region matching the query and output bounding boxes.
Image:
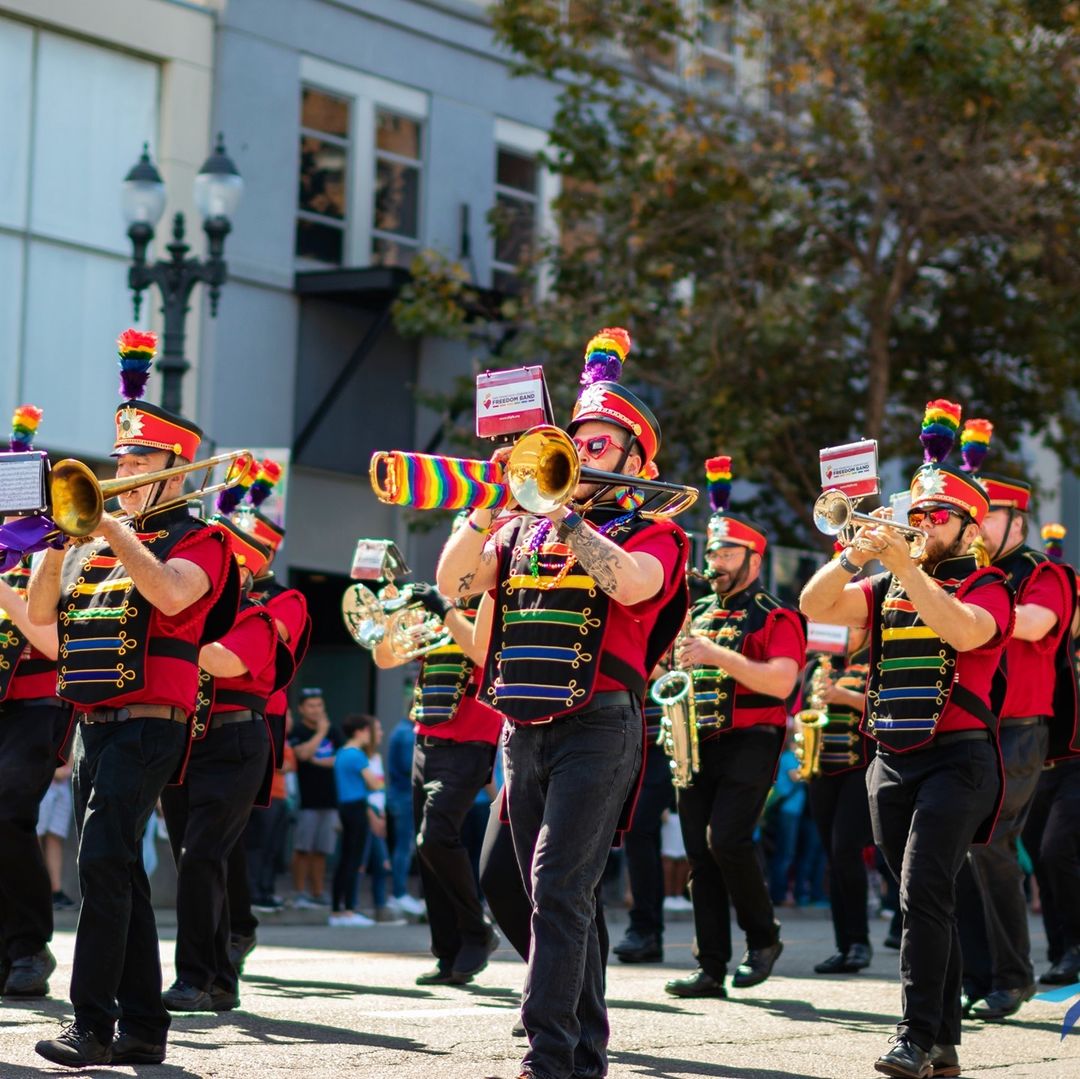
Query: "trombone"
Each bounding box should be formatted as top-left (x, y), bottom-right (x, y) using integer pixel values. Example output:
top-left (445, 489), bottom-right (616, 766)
top-left (371, 425), bottom-right (699, 521)
top-left (813, 489), bottom-right (927, 559)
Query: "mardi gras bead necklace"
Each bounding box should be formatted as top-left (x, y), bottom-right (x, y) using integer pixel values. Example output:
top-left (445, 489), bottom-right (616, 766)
top-left (521, 511), bottom-right (636, 591)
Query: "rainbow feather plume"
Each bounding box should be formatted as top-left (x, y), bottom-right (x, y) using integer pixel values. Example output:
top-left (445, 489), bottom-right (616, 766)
top-left (920, 399), bottom-right (962, 464)
top-left (248, 459), bottom-right (283, 507)
top-left (580, 327), bottom-right (631, 388)
top-left (117, 328), bottom-right (157, 401)
top-left (9, 404), bottom-right (43, 452)
top-left (706, 455), bottom-right (732, 513)
top-left (1042, 523), bottom-right (1066, 562)
top-left (960, 418), bottom-right (993, 473)
top-left (216, 469), bottom-right (254, 515)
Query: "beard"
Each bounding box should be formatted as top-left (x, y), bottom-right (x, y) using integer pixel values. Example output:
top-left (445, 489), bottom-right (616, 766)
top-left (922, 530), bottom-right (970, 569)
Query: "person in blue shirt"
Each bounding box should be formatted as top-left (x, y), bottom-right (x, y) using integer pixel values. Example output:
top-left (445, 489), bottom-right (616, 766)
top-left (766, 735), bottom-right (808, 905)
top-left (384, 718), bottom-right (425, 917)
top-left (330, 714), bottom-right (382, 926)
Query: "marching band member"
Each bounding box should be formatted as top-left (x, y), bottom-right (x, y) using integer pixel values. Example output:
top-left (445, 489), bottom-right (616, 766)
top-left (805, 630), bottom-right (875, 975)
top-left (1022, 524), bottom-right (1080, 988)
top-left (801, 401), bottom-right (1013, 1079)
top-left (28, 331), bottom-right (237, 1068)
top-left (0, 405), bottom-right (68, 999)
top-left (159, 516), bottom-right (285, 1014)
top-left (665, 456), bottom-right (805, 1000)
top-left (372, 537), bottom-right (502, 986)
top-left (954, 421), bottom-right (1078, 1021)
top-left (436, 329), bottom-right (688, 1079)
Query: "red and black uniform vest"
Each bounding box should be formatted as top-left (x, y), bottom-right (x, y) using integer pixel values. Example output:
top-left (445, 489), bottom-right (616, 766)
top-left (0, 560), bottom-right (58, 703)
top-left (994, 545), bottom-right (1080, 759)
top-left (686, 585), bottom-right (798, 734)
top-left (815, 647), bottom-right (872, 776)
top-left (864, 555), bottom-right (1008, 753)
top-left (412, 600), bottom-right (478, 728)
top-left (485, 507), bottom-right (687, 725)
top-left (57, 503), bottom-right (238, 707)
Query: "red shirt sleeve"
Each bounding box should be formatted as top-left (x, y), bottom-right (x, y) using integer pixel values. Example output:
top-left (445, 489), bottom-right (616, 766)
top-left (964, 579), bottom-right (1012, 653)
top-left (619, 524), bottom-right (685, 617)
top-left (268, 591), bottom-right (308, 653)
top-left (159, 529), bottom-right (229, 630)
top-left (1020, 569), bottom-right (1069, 655)
top-left (858, 578), bottom-right (875, 629)
top-left (219, 609), bottom-right (277, 678)
top-left (764, 611), bottom-right (806, 665)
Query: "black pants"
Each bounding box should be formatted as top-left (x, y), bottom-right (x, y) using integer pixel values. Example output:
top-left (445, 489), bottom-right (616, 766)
top-left (332, 799), bottom-right (370, 913)
top-left (0, 700), bottom-right (70, 962)
top-left (160, 718), bottom-right (269, 995)
top-left (243, 796), bottom-right (290, 903)
top-left (226, 822), bottom-right (257, 940)
top-left (809, 767), bottom-right (873, 952)
top-left (867, 739), bottom-right (999, 1051)
top-left (1023, 759), bottom-right (1080, 962)
top-left (960, 722), bottom-right (1048, 995)
top-left (412, 738), bottom-right (495, 965)
top-left (676, 727), bottom-right (782, 980)
top-left (624, 745), bottom-right (674, 940)
top-left (70, 717), bottom-right (187, 1044)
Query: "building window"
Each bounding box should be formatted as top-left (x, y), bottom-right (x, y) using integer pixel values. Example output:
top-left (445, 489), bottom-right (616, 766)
top-left (296, 87), bottom-right (350, 265)
top-left (492, 147), bottom-right (539, 294)
top-left (697, 1), bottom-right (738, 94)
top-left (372, 109), bottom-right (422, 269)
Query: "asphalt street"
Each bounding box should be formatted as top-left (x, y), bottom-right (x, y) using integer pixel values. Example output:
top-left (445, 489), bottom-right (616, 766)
top-left (2, 908), bottom-right (1078, 1079)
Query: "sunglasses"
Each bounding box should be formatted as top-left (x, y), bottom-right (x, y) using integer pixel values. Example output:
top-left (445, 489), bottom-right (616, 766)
top-left (571, 434), bottom-right (625, 460)
top-left (908, 507), bottom-right (962, 528)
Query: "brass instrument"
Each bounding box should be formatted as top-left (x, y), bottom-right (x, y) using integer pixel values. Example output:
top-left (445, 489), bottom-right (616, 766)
top-left (650, 669), bottom-right (700, 788)
top-left (813, 489), bottom-right (927, 559)
top-left (371, 425), bottom-right (698, 521)
top-left (793, 660), bottom-right (831, 781)
top-left (341, 582), bottom-right (452, 661)
top-left (40, 451), bottom-right (256, 540)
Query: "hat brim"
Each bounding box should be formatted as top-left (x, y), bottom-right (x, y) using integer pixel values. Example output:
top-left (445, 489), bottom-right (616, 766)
top-left (110, 444), bottom-right (163, 458)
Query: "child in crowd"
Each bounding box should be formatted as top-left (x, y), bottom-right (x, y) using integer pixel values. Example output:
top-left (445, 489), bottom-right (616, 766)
top-left (37, 763), bottom-right (74, 910)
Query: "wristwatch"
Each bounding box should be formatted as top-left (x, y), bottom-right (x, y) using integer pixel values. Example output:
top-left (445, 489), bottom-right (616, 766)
top-left (837, 550), bottom-right (860, 576)
top-left (556, 510), bottom-right (584, 543)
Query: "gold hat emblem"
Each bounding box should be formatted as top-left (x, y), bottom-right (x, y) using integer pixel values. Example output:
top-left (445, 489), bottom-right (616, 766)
top-left (116, 407), bottom-right (145, 440)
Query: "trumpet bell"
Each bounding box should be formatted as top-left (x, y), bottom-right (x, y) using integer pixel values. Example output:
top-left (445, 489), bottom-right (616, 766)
top-left (341, 583), bottom-right (387, 649)
top-left (813, 490), bottom-right (850, 537)
top-left (49, 459), bottom-right (106, 538)
top-left (506, 425), bottom-right (580, 515)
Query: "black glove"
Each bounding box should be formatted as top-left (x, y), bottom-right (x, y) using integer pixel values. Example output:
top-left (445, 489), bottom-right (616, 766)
top-left (410, 582), bottom-right (452, 619)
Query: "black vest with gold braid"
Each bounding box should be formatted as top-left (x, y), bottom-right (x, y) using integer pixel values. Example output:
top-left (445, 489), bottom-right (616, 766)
top-left (0, 561), bottom-right (32, 701)
top-left (57, 504), bottom-right (234, 704)
top-left (687, 585), bottom-right (792, 733)
top-left (485, 507), bottom-right (687, 725)
top-left (817, 648), bottom-right (871, 776)
top-left (994, 545), bottom-right (1080, 760)
top-left (865, 556), bottom-right (1005, 753)
top-left (411, 600), bottom-right (476, 727)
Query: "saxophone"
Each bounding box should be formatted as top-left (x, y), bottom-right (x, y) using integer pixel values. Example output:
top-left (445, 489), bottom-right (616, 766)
top-left (650, 621), bottom-right (701, 788)
top-left (793, 658), bottom-right (831, 781)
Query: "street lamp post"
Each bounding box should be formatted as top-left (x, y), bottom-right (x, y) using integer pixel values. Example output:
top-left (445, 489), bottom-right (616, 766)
top-left (121, 135), bottom-right (244, 414)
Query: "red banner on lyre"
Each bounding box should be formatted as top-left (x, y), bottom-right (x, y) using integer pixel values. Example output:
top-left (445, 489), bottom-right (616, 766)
top-left (820, 440), bottom-right (879, 498)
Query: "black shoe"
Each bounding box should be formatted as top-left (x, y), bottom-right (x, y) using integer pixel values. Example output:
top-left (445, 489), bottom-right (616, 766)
top-left (35, 1021), bottom-right (112, 1066)
top-left (110, 1031), bottom-right (166, 1065)
top-left (928, 1044), bottom-right (960, 1078)
top-left (846, 942), bottom-right (873, 970)
top-left (664, 968), bottom-right (727, 998)
top-left (959, 992), bottom-right (978, 1018)
top-left (971, 983), bottom-right (1036, 1021)
top-left (884, 931), bottom-right (902, 950)
top-left (511, 1015), bottom-right (526, 1037)
top-left (814, 951), bottom-right (854, 974)
top-left (229, 932), bottom-right (257, 974)
top-left (732, 940), bottom-right (783, 988)
top-left (613, 930), bottom-right (663, 964)
top-left (162, 980), bottom-right (215, 1012)
top-left (874, 1035), bottom-right (932, 1078)
top-left (210, 983), bottom-right (240, 1011)
top-left (1040, 945), bottom-right (1080, 986)
top-left (3, 946), bottom-right (57, 996)
top-left (52, 890), bottom-right (76, 911)
top-left (416, 964), bottom-right (455, 985)
top-left (450, 925), bottom-right (500, 984)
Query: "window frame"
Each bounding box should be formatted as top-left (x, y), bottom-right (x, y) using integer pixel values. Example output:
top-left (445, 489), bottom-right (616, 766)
top-left (298, 56), bottom-right (429, 269)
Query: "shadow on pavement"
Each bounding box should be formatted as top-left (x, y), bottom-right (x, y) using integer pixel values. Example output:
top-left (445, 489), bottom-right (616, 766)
top-left (0, 1068), bottom-right (203, 1079)
top-left (242, 973), bottom-right (434, 1000)
top-left (610, 1049), bottom-right (834, 1078)
top-left (607, 997), bottom-right (687, 1015)
top-left (731, 996), bottom-right (896, 1031)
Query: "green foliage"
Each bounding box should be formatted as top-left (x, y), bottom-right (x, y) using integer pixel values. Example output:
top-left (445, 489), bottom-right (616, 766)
top-left (396, 0), bottom-right (1080, 544)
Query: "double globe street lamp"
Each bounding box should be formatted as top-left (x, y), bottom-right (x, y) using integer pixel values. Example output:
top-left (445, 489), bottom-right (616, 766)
top-left (121, 135), bottom-right (244, 413)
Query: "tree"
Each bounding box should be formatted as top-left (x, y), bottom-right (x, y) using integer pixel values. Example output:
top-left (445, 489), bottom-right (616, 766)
top-left (395, 0), bottom-right (1080, 545)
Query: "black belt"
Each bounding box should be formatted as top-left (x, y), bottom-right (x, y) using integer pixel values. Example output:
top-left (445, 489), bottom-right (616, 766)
top-left (209, 709), bottom-right (259, 729)
top-left (579, 690), bottom-right (636, 711)
top-left (880, 730), bottom-right (990, 755)
top-left (1000, 715), bottom-right (1049, 728)
top-left (6, 696), bottom-right (64, 709)
top-left (81, 705), bottom-right (186, 725)
top-left (417, 734), bottom-right (494, 748)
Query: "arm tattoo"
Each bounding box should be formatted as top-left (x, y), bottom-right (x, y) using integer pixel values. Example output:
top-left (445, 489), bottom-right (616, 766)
top-left (457, 571), bottom-right (476, 594)
top-left (457, 547), bottom-right (496, 596)
top-left (567, 526), bottom-right (624, 597)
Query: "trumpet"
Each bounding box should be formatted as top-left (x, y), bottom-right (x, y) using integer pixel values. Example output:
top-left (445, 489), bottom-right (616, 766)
top-left (371, 425), bottom-right (698, 521)
top-left (341, 582), bottom-right (452, 661)
top-left (813, 489), bottom-right (927, 559)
